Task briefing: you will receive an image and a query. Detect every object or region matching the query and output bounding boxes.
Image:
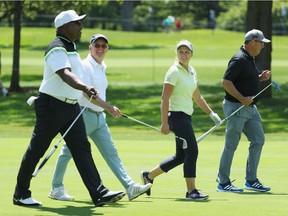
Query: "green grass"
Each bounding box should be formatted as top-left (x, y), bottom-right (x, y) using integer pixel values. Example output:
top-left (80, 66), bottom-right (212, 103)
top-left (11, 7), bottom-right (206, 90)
top-left (1, 131), bottom-right (287, 216)
top-left (0, 83), bottom-right (287, 133)
top-left (0, 27), bottom-right (288, 215)
top-left (1, 27), bottom-right (288, 86)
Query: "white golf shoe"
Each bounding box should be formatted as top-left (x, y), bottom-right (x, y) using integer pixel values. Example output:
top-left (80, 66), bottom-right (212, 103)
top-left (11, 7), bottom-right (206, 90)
top-left (13, 197), bottom-right (42, 206)
top-left (48, 186), bottom-right (74, 201)
top-left (126, 183), bottom-right (152, 201)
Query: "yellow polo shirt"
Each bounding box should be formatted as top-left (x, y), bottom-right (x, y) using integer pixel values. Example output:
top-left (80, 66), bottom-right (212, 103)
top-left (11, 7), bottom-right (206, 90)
top-left (164, 61), bottom-right (198, 115)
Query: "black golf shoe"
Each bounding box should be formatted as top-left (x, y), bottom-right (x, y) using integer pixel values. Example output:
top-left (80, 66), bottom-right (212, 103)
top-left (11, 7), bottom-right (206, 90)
top-left (140, 171), bottom-right (154, 196)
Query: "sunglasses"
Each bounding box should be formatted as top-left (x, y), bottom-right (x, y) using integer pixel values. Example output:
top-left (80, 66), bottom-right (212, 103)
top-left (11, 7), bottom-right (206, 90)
top-left (93, 43), bottom-right (108, 49)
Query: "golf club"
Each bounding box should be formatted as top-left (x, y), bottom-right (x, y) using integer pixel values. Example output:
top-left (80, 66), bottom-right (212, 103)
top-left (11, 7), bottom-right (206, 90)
top-left (196, 81), bottom-right (280, 143)
top-left (32, 94), bottom-right (94, 177)
top-left (122, 114), bottom-right (188, 149)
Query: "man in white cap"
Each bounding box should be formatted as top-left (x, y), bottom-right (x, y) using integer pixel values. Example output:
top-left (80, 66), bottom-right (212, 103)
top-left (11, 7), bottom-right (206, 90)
top-left (48, 33), bottom-right (152, 202)
top-left (13, 10), bottom-right (124, 207)
top-left (217, 29), bottom-right (271, 193)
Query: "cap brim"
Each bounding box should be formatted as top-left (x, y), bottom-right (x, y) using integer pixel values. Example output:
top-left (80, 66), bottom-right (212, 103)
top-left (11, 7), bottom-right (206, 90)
top-left (73, 14), bottom-right (86, 22)
top-left (90, 35), bottom-right (108, 44)
top-left (176, 43), bottom-right (193, 52)
top-left (262, 38), bottom-right (271, 43)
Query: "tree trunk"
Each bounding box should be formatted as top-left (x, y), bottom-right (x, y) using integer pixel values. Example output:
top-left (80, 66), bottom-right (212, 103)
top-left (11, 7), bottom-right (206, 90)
top-left (9, 1), bottom-right (23, 92)
top-left (246, 0), bottom-right (272, 98)
top-left (121, 0), bottom-right (133, 31)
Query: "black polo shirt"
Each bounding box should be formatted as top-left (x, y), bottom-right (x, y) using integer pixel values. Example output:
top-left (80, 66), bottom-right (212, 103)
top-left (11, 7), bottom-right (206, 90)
top-left (223, 46), bottom-right (260, 104)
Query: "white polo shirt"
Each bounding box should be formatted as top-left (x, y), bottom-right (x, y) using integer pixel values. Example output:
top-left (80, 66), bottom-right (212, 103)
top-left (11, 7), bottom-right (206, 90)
top-left (78, 54), bottom-right (108, 112)
top-left (164, 61), bottom-right (198, 115)
top-left (39, 37), bottom-right (82, 100)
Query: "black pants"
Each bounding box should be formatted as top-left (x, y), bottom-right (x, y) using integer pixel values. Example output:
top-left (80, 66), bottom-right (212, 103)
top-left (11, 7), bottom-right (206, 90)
top-left (14, 93), bottom-right (107, 204)
top-left (159, 111), bottom-right (198, 178)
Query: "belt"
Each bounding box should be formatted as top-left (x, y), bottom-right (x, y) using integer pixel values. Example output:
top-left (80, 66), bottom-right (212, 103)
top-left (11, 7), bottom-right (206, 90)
top-left (81, 107), bottom-right (103, 115)
top-left (54, 96), bottom-right (78, 104)
top-left (225, 99), bottom-right (255, 107)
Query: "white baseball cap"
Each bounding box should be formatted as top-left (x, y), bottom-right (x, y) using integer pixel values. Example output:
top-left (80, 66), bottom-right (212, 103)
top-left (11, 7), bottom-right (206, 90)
top-left (176, 40), bottom-right (194, 52)
top-left (90, 34), bottom-right (109, 44)
top-left (244, 29), bottom-right (271, 43)
top-left (54, 10), bottom-right (86, 28)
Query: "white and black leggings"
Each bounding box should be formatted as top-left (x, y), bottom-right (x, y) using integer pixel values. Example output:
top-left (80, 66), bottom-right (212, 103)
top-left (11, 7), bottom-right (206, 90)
top-left (159, 111), bottom-right (198, 178)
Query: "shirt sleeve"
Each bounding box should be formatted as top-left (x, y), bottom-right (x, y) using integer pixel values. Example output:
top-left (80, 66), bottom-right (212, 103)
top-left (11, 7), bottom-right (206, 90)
top-left (223, 57), bottom-right (242, 82)
top-left (46, 49), bottom-right (71, 73)
top-left (164, 67), bottom-right (178, 86)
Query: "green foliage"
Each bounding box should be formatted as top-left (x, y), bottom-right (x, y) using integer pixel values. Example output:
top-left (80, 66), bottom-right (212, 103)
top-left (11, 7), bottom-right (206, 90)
top-left (272, 1), bottom-right (288, 35)
top-left (0, 1), bottom-right (243, 31)
top-left (0, 1), bottom-right (96, 26)
top-left (217, 1), bottom-right (247, 31)
top-left (1, 1), bottom-right (286, 33)
top-left (132, 4), bottom-right (153, 31)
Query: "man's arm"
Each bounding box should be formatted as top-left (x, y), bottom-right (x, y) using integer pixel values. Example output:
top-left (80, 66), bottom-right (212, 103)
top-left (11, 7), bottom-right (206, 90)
top-left (56, 68), bottom-right (98, 98)
top-left (84, 93), bottom-right (122, 118)
top-left (222, 79), bottom-right (253, 106)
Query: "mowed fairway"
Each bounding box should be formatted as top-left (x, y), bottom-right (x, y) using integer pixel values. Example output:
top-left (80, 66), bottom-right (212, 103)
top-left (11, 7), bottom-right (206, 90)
top-left (0, 27), bottom-right (288, 215)
top-left (0, 130), bottom-right (287, 216)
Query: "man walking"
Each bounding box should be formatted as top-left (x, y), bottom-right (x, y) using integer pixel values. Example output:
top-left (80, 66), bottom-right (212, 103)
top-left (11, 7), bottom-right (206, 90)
top-left (217, 29), bottom-right (271, 193)
top-left (48, 33), bottom-right (151, 202)
top-left (13, 10), bottom-right (124, 207)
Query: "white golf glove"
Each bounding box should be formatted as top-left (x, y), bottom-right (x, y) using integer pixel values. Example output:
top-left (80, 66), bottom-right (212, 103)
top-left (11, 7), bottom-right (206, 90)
top-left (27, 96), bottom-right (38, 106)
top-left (209, 111), bottom-right (221, 125)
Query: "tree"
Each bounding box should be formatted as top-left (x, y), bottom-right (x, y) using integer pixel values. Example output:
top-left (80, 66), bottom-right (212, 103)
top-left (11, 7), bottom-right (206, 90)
top-left (1, 0), bottom-right (94, 93)
top-left (246, 0), bottom-right (273, 98)
top-left (10, 1), bottom-right (23, 92)
top-left (121, 0), bottom-right (134, 31)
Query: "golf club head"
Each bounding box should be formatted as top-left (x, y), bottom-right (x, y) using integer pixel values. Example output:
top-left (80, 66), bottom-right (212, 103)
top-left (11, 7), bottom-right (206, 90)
top-left (176, 136), bottom-right (187, 149)
top-left (272, 81), bottom-right (280, 91)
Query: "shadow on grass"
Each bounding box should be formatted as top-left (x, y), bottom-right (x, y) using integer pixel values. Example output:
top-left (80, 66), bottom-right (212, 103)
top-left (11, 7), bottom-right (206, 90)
top-left (35, 205), bottom-right (103, 216)
top-left (175, 198), bottom-right (211, 203)
top-left (1, 79), bottom-right (287, 133)
top-left (72, 199), bottom-right (127, 208)
top-left (144, 196), bottom-right (211, 203)
top-left (236, 191), bottom-right (288, 196)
